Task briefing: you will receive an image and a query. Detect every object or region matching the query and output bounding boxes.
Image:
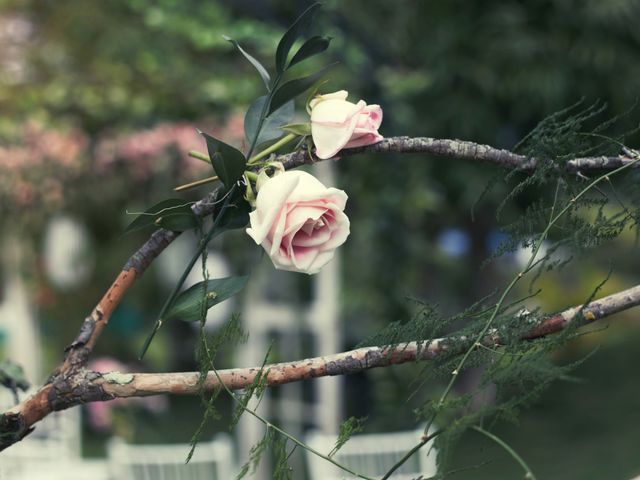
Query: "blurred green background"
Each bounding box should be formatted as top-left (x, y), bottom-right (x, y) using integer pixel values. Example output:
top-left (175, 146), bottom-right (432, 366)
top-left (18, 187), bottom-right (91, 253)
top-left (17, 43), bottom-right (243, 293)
top-left (1, 1), bottom-right (640, 478)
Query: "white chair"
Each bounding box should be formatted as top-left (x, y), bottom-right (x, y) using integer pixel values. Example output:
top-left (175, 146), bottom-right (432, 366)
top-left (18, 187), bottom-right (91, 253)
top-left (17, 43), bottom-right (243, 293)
top-left (306, 426), bottom-right (438, 480)
top-left (0, 459), bottom-right (110, 480)
top-left (107, 435), bottom-right (235, 480)
top-left (0, 399), bottom-right (110, 480)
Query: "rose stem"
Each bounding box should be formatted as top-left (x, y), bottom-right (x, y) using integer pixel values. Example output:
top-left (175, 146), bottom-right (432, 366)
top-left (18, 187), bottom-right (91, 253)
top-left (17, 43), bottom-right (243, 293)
top-left (174, 175), bottom-right (219, 192)
top-left (178, 133), bottom-right (298, 191)
top-left (247, 133), bottom-right (298, 165)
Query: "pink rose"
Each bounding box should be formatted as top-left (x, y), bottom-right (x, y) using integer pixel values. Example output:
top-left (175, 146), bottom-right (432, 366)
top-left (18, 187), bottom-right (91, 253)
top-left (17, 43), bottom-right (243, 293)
top-left (246, 170), bottom-right (350, 274)
top-left (310, 90), bottom-right (383, 159)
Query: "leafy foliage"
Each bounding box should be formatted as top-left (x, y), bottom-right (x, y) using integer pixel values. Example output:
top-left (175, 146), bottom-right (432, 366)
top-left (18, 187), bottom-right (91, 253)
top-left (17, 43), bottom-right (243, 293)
top-left (329, 416), bottom-right (367, 458)
top-left (236, 427), bottom-right (274, 479)
top-left (230, 348), bottom-right (271, 430)
top-left (289, 35), bottom-right (332, 68)
top-left (200, 131), bottom-right (247, 190)
top-left (244, 96), bottom-right (294, 146)
top-left (274, 3), bottom-right (321, 73)
top-left (0, 360), bottom-right (30, 398)
top-left (272, 434), bottom-right (295, 480)
top-left (124, 199), bottom-right (198, 234)
top-left (267, 64), bottom-right (335, 116)
top-left (223, 35), bottom-right (271, 90)
top-left (163, 276), bottom-right (249, 322)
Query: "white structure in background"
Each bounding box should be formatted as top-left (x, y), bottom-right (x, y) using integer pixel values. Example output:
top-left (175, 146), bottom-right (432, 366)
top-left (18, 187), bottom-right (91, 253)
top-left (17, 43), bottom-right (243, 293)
top-left (0, 220), bottom-right (104, 480)
top-left (306, 426), bottom-right (438, 480)
top-left (237, 162), bottom-right (343, 479)
top-left (0, 235), bottom-right (42, 386)
top-left (0, 215), bottom-right (92, 382)
top-left (0, 392), bottom-right (108, 480)
top-left (107, 436), bottom-right (235, 480)
top-left (43, 215), bottom-right (93, 290)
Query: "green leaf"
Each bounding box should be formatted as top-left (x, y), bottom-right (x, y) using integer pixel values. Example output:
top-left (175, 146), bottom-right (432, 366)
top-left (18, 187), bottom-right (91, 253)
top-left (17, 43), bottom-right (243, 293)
top-left (156, 211), bottom-right (199, 232)
top-left (218, 195), bottom-right (251, 231)
top-left (305, 77), bottom-right (330, 114)
top-left (289, 35), bottom-right (331, 68)
top-left (0, 359), bottom-right (30, 392)
top-left (280, 122), bottom-right (311, 136)
top-left (200, 131), bottom-right (247, 191)
top-left (244, 96), bottom-right (294, 146)
top-left (164, 276), bottom-right (250, 322)
top-left (222, 35), bottom-right (271, 91)
top-left (124, 199), bottom-right (196, 234)
top-left (268, 64), bottom-right (335, 115)
top-left (275, 2), bottom-right (321, 73)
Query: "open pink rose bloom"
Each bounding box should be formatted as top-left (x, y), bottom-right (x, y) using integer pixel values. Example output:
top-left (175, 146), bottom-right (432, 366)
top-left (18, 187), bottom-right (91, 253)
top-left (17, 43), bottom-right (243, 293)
top-left (246, 170), bottom-right (350, 274)
top-left (310, 90), bottom-right (383, 159)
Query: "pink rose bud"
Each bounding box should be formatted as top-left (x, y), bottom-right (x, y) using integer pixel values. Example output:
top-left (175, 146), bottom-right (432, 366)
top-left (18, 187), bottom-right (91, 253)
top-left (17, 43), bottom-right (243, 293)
top-left (246, 170), bottom-right (350, 274)
top-left (310, 90), bottom-right (383, 159)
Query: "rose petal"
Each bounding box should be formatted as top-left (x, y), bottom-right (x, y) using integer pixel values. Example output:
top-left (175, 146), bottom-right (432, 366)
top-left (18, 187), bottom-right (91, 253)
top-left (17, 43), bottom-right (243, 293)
top-left (268, 204), bottom-right (290, 257)
top-left (289, 245), bottom-right (321, 272)
top-left (305, 249), bottom-right (337, 274)
top-left (282, 205), bottom-right (327, 236)
top-left (246, 172), bottom-right (301, 244)
top-left (311, 101), bottom-right (366, 159)
top-left (309, 90), bottom-right (349, 109)
top-left (292, 224), bottom-right (332, 247)
top-left (318, 210), bottom-right (350, 250)
top-left (363, 104), bottom-right (383, 129)
top-left (343, 132), bottom-right (384, 149)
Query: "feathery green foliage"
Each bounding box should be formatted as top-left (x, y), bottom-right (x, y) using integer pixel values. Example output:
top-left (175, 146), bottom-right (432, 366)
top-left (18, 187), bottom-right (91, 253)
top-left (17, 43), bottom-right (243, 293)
top-left (236, 427), bottom-right (274, 479)
top-left (329, 416), bottom-right (368, 458)
top-left (365, 105), bottom-right (639, 477)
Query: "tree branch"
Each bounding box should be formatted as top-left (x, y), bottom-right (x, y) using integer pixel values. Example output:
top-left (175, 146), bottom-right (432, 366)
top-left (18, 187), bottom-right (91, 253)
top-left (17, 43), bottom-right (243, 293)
top-left (1, 136), bottom-right (637, 451)
top-left (2, 282), bottom-right (637, 447)
top-left (62, 189), bottom-right (222, 367)
top-left (278, 136), bottom-right (636, 172)
top-left (97, 283), bottom-right (640, 396)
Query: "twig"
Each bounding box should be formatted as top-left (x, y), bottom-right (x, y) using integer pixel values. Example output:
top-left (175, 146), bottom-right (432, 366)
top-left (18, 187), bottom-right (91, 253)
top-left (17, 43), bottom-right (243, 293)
top-left (471, 426), bottom-right (538, 480)
top-left (380, 429), bottom-right (443, 480)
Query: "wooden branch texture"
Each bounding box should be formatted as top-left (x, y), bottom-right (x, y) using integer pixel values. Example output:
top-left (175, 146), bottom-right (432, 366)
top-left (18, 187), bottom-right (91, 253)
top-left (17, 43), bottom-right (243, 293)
top-left (96, 283), bottom-right (640, 397)
top-left (1, 136), bottom-right (638, 451)
top-left (278, 136), bottom-right (636, 172)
